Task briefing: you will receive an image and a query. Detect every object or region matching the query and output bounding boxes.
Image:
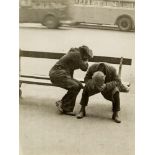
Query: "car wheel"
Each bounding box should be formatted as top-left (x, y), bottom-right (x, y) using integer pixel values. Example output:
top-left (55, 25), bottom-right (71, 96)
top-left (43, 15), bottom-right (60, 29)
top-left (117, 17), bottom-right (132, 31)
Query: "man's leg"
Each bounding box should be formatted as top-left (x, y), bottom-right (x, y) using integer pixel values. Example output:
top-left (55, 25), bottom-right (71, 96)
top-left (61, 83), bottom-right (82, 113)
top-left (77, 80), bottom-right (100, 119)
top-left (101, 88), bottom-right (121, 123)
top-left (112, 91), bottom-right (121, 123)
top-left (57, 78), bottom-right (82, 115)
top-left (50, 71), bottom-right (83, 115)
top-left (76, 88), bottom-right (89, 119)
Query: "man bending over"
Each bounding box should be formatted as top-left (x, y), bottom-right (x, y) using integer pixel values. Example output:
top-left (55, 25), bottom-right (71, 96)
top-left (77, 63), bottom-right (129, 123)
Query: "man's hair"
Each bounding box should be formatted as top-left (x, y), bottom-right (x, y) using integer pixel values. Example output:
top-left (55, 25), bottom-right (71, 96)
top-left (97, 63), bottom-right (107, 75)
top-left (92, 71), bottom-right (106, 86)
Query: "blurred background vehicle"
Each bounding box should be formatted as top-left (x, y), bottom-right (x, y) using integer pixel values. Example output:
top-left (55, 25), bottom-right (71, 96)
top-left (19, 0), bottom-right (72, 29)
top-left (72, 0), bottom-right (135, 31)
top-left (19, 0), bottom-right (135, 31)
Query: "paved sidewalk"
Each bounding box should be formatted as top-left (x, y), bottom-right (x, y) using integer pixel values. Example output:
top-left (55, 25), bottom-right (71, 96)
top-left (20, 84), bottom-right (134, 155)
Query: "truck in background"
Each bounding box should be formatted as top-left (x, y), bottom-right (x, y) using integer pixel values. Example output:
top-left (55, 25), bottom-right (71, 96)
top-left (19, 0), bottom-right (135, 31)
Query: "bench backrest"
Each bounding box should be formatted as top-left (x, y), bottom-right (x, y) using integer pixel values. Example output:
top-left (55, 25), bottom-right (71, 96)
top-left (19, 49), bottom-right (132, 65)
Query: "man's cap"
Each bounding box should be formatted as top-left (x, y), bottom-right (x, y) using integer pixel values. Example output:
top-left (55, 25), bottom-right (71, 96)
top-left (79, 45), bottom-right (93, 59)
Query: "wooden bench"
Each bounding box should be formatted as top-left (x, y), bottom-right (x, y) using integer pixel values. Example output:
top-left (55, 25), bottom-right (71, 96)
top-left (19, 49), bottom-right (132, 97)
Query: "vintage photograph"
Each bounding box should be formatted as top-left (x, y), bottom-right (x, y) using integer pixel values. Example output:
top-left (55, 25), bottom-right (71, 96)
top-left (19, 0), bottom-right (135, 155)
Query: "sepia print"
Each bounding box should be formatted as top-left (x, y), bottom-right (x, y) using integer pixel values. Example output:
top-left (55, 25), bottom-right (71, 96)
top-left (19, 0), bottom-right (135, 155)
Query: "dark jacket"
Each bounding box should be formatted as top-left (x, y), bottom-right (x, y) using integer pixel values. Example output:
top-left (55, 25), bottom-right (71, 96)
top-left (84, 63), bottom-right (122, 91)
top-left (49, 48), bottom-right (89, 79)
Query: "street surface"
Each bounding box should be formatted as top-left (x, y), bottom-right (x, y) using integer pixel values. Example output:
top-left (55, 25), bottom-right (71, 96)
top-left (20, 24), bottom-right (134, 58)
top-left (19, 24), bottom-right (135, 155)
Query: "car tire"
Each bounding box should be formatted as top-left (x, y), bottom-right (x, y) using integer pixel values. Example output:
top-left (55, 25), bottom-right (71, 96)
top-left (43, 15), bottom-right (60, 29)
top-left (117, 17), bottom-right (132, 31)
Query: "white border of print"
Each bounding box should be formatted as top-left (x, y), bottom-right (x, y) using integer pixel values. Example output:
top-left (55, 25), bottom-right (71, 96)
top-left (0, 0), bottom-right (155, 155)
top-left (0, 1), bottom-right (19, 155)
top-left (136, 0), bottom-right (155, 155)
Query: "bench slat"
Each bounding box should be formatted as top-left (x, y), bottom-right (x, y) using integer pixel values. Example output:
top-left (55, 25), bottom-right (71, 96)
top-left (21, 75), bottom-right (50, 80)
top-left (20, 76), bottom-right (86, 87)
top-left (20, 74), bottom-right (84, 83)
top-left (20, 50), bottom-right (132, 65)
top-left (20, 77), bottom-right (52, 86)
top-left (20, 80), bottom-right (52, 86)
top-left (20, 76), bottom-right (130, 88)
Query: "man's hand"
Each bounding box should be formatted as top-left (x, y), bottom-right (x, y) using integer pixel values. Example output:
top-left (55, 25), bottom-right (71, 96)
top-left (83, 59), bottom-right (88, 64)
top-left (83, 60), bottom-right (89, 69)
top-left (80, 59), bottom-right (89, 71)
top-left (98, 84), bottom-right (106, 92)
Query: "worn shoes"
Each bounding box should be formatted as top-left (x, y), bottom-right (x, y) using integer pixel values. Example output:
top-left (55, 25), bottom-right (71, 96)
top-left (55, 101), bottom-right (75, 116)
top-left (55, 100), bottom-right (63, 113)
top-left (62, 111), bottom-right (76, 116)
top-left (56, 101), bottom-right (121, 122)
top-left (76, 107), bottom-right (86, 119)
top-left (119, 83), bottom-right (130, 93)
top-left (112, 112), bottom-right (121, 123)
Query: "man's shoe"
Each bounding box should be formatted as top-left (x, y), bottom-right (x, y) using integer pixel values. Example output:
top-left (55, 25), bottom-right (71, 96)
top-left (76, 110), bottom-right (86, 119)
top-left (76, 106), bottom-right (86, 119)
top-left (119, 84), bottom-right (130, 93)
top-left (63, 111), bottom-right (76, 116)
top-left (56, 101), bottom-right (75, 116)
top-left (112, 112), bottom-right (121, 123)
top-left (55, 101), bottom-right (63, 113)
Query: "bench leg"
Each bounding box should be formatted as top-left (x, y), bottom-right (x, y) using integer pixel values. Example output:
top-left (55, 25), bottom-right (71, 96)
top-left (19, 82), bottom-right (22, 98)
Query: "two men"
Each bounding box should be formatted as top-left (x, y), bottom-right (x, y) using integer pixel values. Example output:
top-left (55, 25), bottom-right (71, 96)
top-left (49, 45), bottom-right (93, 115)
top-left (49, 46), bottom-right (128, 123)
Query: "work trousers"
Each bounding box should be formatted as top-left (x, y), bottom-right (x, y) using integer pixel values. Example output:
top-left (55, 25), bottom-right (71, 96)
top-left (50, 69), bottom-right (83, 112)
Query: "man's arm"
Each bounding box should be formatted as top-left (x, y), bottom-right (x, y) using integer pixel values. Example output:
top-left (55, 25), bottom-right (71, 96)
top-left (65, 51), bottom-right (89, 71)
top-left (105, 69), bottom-right (122, 90)
top-left (79, 60), bottom-right (89, 71)
top-left (84, 66), bottom-right (94, 83)
top-left (69, 51), bottom-right (89, 71)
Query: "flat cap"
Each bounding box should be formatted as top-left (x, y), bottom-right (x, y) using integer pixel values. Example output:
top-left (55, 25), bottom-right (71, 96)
top-left (79, 45), bottom-right (93, 59)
